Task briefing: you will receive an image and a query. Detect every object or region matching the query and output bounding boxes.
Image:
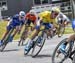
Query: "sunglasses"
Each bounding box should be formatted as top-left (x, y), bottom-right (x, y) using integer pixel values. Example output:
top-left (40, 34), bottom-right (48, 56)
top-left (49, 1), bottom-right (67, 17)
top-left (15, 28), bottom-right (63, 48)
top-left (54, 13), bottom-right (58, 16)
top-left (20, 16), bottom-right (24, 19)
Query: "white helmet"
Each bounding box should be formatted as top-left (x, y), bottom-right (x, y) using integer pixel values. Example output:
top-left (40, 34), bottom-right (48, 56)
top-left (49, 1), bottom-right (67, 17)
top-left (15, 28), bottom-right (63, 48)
top-left (29, 10), bottom-right (36, 15)
top-left (19, 11), bottom-right (25, 17)
top-left (51, 7), bottom-right (60, 13)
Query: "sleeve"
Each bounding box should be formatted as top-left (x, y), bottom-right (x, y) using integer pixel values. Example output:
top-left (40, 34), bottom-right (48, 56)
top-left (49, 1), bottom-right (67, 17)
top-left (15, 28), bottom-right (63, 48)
top-left (13, 14), bottom-right (19, 19)
top-left (38, 12), bottom-right (44, 19)
top-left (63, 15), bottom-right (70, 22)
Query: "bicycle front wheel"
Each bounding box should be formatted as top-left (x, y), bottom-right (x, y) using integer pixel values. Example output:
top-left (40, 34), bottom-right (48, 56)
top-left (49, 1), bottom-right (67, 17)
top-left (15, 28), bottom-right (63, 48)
top-left (31, 37), bottom-right (45, 57)
top-left (52, 38), bottom-right (72, 63)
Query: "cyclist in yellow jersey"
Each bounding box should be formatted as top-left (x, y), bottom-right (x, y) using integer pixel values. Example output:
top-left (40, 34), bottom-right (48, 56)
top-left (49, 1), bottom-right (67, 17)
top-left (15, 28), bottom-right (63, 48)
top-left (39, 11), bottom-right (56, 23)
top-left (24, 7), bottom-right (60, 52)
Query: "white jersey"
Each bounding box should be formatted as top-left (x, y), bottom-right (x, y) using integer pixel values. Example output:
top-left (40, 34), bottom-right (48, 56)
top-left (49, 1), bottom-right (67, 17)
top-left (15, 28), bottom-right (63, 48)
top-left (57, 12), bottom-right (70, 22)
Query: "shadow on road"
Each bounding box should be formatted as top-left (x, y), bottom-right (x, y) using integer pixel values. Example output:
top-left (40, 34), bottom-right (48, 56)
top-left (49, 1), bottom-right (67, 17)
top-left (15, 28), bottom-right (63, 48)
top-left (2, 49), bottom-right (19, 52)
top-left (34, 54), bottom-right (52, 58)
top-left (24, 54), bottom-right (52, 58)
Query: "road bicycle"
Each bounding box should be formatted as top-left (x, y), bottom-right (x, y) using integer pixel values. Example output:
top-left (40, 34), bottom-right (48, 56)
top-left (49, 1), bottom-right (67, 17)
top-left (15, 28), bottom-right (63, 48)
top-left (52, 38), bottom-right (75, 63)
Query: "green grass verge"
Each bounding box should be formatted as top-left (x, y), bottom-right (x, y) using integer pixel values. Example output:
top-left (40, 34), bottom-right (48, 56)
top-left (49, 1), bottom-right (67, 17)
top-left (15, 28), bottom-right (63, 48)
top-left (0, 21), bottom-right (21, 40)
top-left (64, 27), bottom-right (74, 34)
top-left (0, 21), bottom-right (74, 40)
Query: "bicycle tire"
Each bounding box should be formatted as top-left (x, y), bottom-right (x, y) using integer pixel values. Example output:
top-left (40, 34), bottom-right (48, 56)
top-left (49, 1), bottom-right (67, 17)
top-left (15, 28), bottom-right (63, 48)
top-left (69, 50), bottom-right (75, 60)
top-left (52, 38), bottom-right (69, 63)
top-left (31, 37), bottom-right (45, 57)
top-left (18, 39), bottom-right (24, 46)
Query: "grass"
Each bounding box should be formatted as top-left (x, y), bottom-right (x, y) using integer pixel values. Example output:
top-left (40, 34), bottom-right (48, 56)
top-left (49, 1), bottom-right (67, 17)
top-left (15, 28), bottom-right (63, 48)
top-left (0, 21), bottom-right (74, 40)
top-left (64, 23), bottom-right (74, 34)
top-left (64, 27), bottom-right (74, 34)
top-left (0, 21), bottom-right (22, 40)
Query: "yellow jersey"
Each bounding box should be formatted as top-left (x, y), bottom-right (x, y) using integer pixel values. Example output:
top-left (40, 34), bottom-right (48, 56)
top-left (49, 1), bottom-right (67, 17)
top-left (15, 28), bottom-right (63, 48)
top-left (39, 11), bottom-right (57, 24)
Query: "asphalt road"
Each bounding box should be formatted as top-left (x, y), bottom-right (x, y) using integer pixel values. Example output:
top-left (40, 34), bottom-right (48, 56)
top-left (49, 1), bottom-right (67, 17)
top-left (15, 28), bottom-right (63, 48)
top-left (0, 34), bottom-right (74, 63)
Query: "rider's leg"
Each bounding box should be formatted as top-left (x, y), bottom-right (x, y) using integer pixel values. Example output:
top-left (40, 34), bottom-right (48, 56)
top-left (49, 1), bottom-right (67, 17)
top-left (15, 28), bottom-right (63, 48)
top-left (1, 25), bottom-right (11, 43)
top-left (30, 22), bottom-right (35, 31)
top-left (1, 30), bottom-right (9, 42)
top-left (24, 25), bottom-right (41, 51)
top-left (44, 23), bottom-right (53, 38)
top-left (9, 26), bottom-right (19, 42)
top-left (24, 29), bottom-right (39, 51)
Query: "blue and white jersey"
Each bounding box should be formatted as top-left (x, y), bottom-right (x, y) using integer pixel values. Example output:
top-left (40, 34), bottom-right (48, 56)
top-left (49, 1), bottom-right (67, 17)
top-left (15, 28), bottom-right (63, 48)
top-left (7, 14), bottom-right (25, 30)
top-left (9, 14), bottom-right (25, 26)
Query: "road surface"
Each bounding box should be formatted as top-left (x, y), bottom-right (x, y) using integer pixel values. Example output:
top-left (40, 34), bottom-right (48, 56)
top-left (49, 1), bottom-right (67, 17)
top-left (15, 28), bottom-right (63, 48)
top-left (0, 34), bottom-right (73, 63)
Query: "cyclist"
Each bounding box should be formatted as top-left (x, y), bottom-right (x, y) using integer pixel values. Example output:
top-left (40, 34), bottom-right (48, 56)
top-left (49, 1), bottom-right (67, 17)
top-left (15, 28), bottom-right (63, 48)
top-left (57, 12), bottom-right (70, 27)
top-left (25, 10), bottom-right (38, 31)
top-left (24, 7), bottom-right (61, 52)
top-left (57, 15), bottom-right (72, 53)
top-left (18, 10), bottom-right (38, 45)
top-left (0, 11), bottom-right (25, 45)
top-left (56, 13), bottom-right (70, 37)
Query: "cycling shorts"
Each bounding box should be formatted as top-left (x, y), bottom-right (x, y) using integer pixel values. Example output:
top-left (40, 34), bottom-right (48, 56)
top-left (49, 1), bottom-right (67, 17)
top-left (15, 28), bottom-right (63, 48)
top-left (6, 25), bottom-right (15, 31)
top-left (26, 19), bottom-right (35, 26)
top-left (36, 23), bottom-right (52, 30)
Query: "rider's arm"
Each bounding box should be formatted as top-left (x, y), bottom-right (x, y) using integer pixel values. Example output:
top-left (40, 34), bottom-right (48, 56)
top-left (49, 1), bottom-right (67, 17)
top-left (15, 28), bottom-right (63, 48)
top-left (18, 19), bottom-right (25, 34)
top-left (36, 17), bottom-right (42, 26)
top-left (24, 13), bottom-right (30, 25)
top-left (63, 16), bottom-right (71, 26)
top-left (7, 18), bottom-right (12, 26)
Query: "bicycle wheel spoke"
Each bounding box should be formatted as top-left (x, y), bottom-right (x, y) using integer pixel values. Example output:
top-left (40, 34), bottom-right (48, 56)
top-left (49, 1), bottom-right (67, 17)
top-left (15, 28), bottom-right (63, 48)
top-left (52, 38), bottom-right (73, 63)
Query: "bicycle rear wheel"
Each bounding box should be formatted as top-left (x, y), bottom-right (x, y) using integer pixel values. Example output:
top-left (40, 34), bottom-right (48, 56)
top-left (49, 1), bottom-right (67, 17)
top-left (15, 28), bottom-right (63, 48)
top-left (31, 37), bottom-right (45, 57)
top-left (52, 38), bottom-right (72, 63)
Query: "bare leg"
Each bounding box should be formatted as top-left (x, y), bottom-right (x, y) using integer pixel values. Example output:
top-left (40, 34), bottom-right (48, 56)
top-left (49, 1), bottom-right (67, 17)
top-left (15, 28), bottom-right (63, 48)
top-left (11, 29), bottom-right (18, 37)
top-left (29, 29), bottom-right (39, 40)
top-left (1, 30), bottom-right (9, 41)
top-left (12, 26), bottom-right (20, 38)
top-left (66, 34), bottom-right (75, 42)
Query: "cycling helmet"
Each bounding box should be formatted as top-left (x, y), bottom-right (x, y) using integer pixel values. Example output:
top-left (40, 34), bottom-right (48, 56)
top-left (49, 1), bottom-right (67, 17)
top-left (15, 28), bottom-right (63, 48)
top-left (29, 10), bottom-right (36, 15)
top-left (51, 7), bottom-right (60, 13)
top-left (19, 11), bottom-right (25, 17)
